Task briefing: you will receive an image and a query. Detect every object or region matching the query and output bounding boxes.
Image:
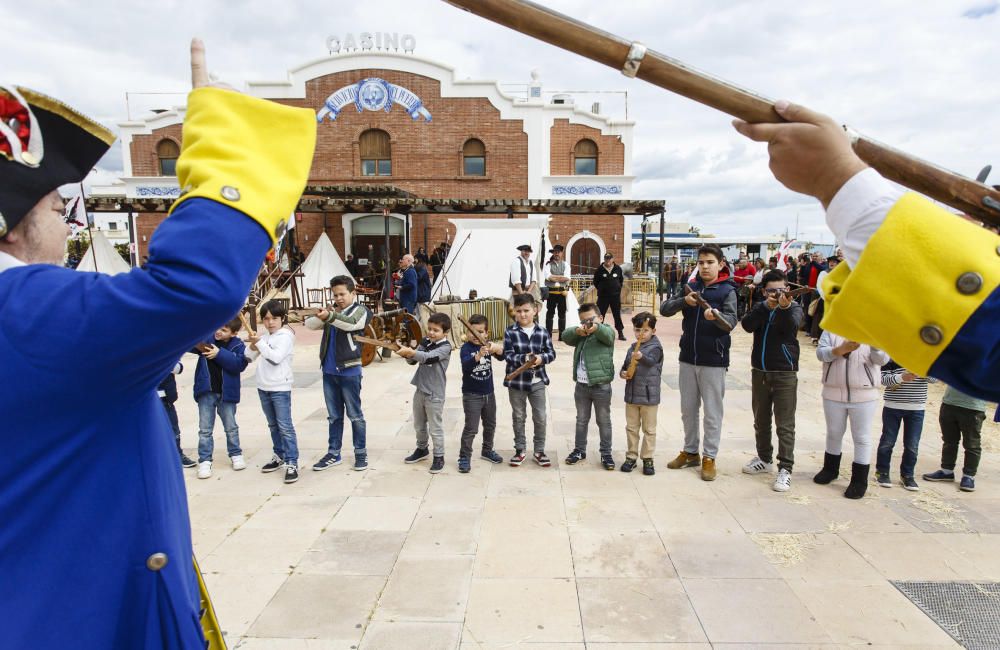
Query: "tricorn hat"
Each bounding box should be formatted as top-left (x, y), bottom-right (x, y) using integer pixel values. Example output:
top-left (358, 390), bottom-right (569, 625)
top-left (516, 244), bottom-right (532, 252)
top-left (548, 244), bottom-right (564, 253)
top-left (0, 86), bottom-right (115, 237)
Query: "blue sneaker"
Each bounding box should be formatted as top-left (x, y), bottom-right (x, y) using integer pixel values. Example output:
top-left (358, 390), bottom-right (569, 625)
top-left (353, 454), bottom-right (368, 471)
top-left (312, 453), bottom-right (342, 471)
top-left (960, 475), bottom-right (976, 492)
top-left (480, 449), bottom-right (503, 464)
top-left (458, 457), bottom-right (471, 473)
top-left (922, 469), bottom-right (955, 482)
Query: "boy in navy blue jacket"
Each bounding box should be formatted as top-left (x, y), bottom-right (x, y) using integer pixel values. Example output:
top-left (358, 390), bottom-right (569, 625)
top-left (458, 314), bottom-right (506, 472)
top-left (193, 316), bottom-right (249, 478)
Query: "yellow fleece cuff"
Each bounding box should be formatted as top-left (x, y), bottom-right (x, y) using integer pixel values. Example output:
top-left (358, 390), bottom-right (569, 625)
top-left (822, 193), bottom-right (1000, 375)
top-left (168, 87), bottom-right (316, 243)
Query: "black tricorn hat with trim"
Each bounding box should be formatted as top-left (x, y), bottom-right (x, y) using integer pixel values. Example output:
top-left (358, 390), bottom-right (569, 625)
top-left (0, 86), bottom-right (114, 237)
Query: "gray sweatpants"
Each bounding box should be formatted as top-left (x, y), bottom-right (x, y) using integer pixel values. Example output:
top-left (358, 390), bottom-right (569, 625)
top-left (679, 361), bottom-right (727, 459)
top-left (413, 389), bottom-right (446, 457)
top-left (509, 382), bottom-right (547, 453)
top-left (822, 398), bottom-right (877, 465)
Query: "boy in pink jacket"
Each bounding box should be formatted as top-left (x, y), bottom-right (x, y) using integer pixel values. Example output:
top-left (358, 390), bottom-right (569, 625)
top-left (815, 330), bottom-right (890, 499)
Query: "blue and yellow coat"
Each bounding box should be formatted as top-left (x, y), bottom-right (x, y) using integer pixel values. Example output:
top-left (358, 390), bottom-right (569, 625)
top-left (822, 193), bottom-right (1000, 402)
top-left (0, 88), bottom-right (315, 648)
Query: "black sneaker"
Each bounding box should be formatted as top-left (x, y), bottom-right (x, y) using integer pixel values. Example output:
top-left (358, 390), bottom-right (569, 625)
top-left (283, 465), bottom-right (299, 484)
top-left (353, 455), bottom-right (368, 471)
top-left (261, 455), bottom-right (284, 473)
top-left (481, 449), bottom-right (503, 464)
top-left (509, 450), bottom-right (526, 466)
top-left (642, 459), bottom-right (655, 476)
top-left (601, 454), bottom-right (616, 471)
top-left (617, 332), bottom-right (626, 341)
top-left (565, 449), bottom-right (586, 465)
top-left (430, 456), bottom-right (445, 474)
top-left (312, 453), bottom-right (341, 471)
top-left (875, 471), bottom-right (892, 488)
top-left (620, 459), bottom-right (637, 473)
top-left (180, 454), bottom-right (197, 469)
top-left (901, 476), bottom-right (920, 491)
top-left (404, 447), bottom-right (430, 463)
top-left (458, 456), bottom-right (471, 473)
top-left (533, 451), bottom-right (552, 467)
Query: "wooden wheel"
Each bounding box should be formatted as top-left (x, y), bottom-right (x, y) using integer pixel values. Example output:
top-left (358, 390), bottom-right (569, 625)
top-left (392, 312), bottom-right (423, 348)
top-left (359, 323), bottom-right (379, 367)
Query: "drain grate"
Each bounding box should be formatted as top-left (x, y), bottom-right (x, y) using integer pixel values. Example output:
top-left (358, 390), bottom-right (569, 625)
top-left (892, 581), bottom-right (1000, 649)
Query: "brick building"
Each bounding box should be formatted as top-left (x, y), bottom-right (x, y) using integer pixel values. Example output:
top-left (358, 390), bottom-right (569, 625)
top-left (95, 49), bottom-right (660, 275)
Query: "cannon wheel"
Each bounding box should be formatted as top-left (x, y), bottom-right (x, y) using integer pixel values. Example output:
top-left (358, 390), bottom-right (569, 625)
top-left (393, 312), bottom-right (423, 349)
top-left (359, 323), bottom-right (380, 367)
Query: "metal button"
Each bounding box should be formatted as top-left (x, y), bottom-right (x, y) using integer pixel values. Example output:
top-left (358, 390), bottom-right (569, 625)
top-left (956, 272), bottom-right (983, 295)
top-left (0, 212), bottom-right (6, 238)
top-left (220, 186), bottom-right (240, 201)
top-left (146, 552), bottom-right (169, 571)
top-left (274, 219), bottom-right (287, 239)
top-left (919, 325), bottom-right (943, 346)
top-left (20, 150), bottom-right (37, 166)
top-left (996, 244), bottom-right (1000, 257)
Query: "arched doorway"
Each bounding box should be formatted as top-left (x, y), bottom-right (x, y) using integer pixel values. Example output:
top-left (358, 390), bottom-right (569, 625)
top-left (570, 238), bottom-right (601, 275)
top-left (347, 214), bottom-right (405, 276)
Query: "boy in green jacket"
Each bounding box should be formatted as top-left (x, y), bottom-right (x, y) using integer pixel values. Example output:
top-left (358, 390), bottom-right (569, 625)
top-left (562, 303), bottom-right (618, 469)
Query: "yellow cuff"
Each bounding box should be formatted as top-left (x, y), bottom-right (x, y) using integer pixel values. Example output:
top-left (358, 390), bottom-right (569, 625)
top-left (822, 193), bottom-right (1000, 375)
top-left (168, 88), bottom-right (316, 243)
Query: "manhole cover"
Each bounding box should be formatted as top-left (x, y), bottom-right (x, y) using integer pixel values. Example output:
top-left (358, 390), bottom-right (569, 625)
top-left (892, 581), bottom-right (1000, 649)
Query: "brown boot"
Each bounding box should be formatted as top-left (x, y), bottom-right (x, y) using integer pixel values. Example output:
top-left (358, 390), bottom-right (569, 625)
top-left (667, 450), bottom-right (700, 469)
top-left (701, 457), bottom-right (717, 481)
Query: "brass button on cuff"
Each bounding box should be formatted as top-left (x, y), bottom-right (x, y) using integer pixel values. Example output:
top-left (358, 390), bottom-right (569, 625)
top-left (919, 325), bottom-right (943, 346)
top-left (220, 186), bottom-right (241, 201)
top-left (956, 272), bottom-right (983, 295)
top-left (146, 552), bottom-right (169, 571)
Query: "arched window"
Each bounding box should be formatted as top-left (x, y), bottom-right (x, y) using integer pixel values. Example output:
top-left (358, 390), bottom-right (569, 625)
top-left (359, 129), bottom-right (391, 176)
top-left (157, 139), bottom-right (179, 176)
top-left (462, 138), bottom-right (486, 176)
top-left (573, 138), bottom-right (598, 175)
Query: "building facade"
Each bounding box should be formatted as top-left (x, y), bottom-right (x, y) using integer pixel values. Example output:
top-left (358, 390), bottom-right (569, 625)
top-left (103, 49), bottom-right (645, 275)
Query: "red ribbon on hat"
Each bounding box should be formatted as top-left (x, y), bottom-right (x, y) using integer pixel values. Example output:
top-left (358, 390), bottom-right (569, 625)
top-left (0, 93), bottom-right (31, 160)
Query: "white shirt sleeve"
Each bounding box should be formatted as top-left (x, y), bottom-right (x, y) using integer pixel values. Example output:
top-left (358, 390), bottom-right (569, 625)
top-left (825, 168), bottom-right (903, 268)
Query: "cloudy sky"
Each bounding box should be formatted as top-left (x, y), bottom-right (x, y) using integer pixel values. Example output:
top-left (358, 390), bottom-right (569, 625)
top-left (9, 0), bottom-right (998, 243)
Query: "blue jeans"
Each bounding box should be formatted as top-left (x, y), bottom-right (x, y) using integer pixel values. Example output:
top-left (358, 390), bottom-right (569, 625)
top-left (258, 389), bottom-right (299, 465)
top-left (876, 407), bottom-right (924, 477)
top-left (323, 373), bottom-right (366, 455)
top-left (197, 393), bottom-right (241, 462)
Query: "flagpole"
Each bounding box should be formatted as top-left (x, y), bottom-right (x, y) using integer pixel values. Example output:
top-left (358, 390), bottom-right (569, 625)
top-left (79, 182), bottom-right (98, 274)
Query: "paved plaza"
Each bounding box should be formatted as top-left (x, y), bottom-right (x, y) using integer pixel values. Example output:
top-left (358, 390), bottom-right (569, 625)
top-left (176, 313), bottom-right (1000, 649)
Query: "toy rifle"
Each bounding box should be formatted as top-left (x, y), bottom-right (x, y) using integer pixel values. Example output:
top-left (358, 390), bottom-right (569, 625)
top-left (684, 285), bottom-right (734, 332)
top-left (624, 348), bottom-right (640, 380)
top-left (457, 314), bottom-right (489, 347)
top-left (237, 311), bottom-right (256, 337)
top-left (354, 335), bottom-right (401, 352)
top-left (442, 0), bottom-right (1000, 226)
top-left (505, 354), bottom-right (538, 381)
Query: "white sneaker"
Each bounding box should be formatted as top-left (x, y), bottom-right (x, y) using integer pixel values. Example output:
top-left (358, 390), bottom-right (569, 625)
top-left (773, 468), bottom-right (792, 492)
top-left (231, 455), bottom-right (247, 471)
top-left (743, 456), bottom-right (773, 474)
top-left (197, 461), bottom-right (212, 479)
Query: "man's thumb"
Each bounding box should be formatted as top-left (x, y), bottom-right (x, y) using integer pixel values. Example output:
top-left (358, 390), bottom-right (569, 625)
top-left (774, 100), bottom-right (831, 126)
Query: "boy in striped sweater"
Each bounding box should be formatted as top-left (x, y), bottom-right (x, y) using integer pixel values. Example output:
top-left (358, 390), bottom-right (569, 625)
top-left (875, 360), bottom-right (936, 490)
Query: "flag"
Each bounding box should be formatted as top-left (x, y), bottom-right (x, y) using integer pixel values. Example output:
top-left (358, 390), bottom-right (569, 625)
top-left (63, 195), bottom-right (89, 234)
top-left (775, 239), bottom-right (796, 271)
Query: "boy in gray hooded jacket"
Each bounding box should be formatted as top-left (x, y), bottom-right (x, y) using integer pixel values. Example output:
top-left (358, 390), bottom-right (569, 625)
top-left (619, 312), bottom-right (664, 475)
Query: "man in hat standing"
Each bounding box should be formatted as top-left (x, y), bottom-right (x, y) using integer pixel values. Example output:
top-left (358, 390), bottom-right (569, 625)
top-left (543, 244), bottom-right (570, 338)
top-left (0, 41), bottom-right (315, 649)
top-left (594, 251), bottom-right (627, 340)
top-left (510, 243), bottom-right (540, 304)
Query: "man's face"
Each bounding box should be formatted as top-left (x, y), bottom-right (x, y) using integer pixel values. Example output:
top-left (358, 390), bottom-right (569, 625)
top-left (697, 253), bottom-right (721, 283)
top-left (12, 191), bottom-right (70, 265)
top-left (829, 259), bottom-right (840, 270)
top-left (330, 284), bottom-right (354, 309)
top-left (513, 302), bottom-right (537, 326)
top-left (604, 256), bottom-right (613, 266)
top-left (520, 249), bottom-right (531, 259)
top-left (737, 258), bottom-right (747, 269)
top-left (812, 253), bottom-right (822, 263)
top-left (552, 251), bottom-right (562, 261)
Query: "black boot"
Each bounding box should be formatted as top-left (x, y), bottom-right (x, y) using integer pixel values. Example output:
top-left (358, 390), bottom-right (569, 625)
top-left (813, 452), bottom-right (841, 485)
top-left (844, 463), bottom-right (869, 499)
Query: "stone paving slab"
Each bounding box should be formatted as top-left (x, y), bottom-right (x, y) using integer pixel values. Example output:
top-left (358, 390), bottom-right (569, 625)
top-left (165, 317), bottom-right (996, 648)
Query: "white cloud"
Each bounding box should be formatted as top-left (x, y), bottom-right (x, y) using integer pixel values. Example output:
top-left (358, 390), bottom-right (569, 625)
top-left (10, 0), bottom-right (997, 245)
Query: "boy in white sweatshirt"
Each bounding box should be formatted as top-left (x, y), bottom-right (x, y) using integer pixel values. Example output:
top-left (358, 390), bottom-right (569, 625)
top-left (247, 300), bottom-right (300, 484)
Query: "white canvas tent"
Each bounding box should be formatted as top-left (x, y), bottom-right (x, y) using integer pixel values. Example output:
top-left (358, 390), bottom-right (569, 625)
top-left (76, 231), bottom-right (131, 275)
top-left (431, 216), bottom-right (581, 323)
top-left (295, 232), bottom-right (353, 297)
